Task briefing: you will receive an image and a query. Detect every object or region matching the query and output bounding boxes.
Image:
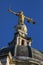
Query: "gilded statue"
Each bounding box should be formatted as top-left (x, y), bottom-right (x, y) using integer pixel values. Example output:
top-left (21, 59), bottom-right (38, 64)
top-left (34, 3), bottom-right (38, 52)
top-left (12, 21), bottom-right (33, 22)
top-left (8, 9), bottom-right (36, 25)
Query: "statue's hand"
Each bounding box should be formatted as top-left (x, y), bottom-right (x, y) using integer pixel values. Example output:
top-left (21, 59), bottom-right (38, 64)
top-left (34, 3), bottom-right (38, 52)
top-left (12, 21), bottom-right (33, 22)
top-left (27, 18), bottom-right (32, 22)
top-left (27, 18), bottom-right (36, 24)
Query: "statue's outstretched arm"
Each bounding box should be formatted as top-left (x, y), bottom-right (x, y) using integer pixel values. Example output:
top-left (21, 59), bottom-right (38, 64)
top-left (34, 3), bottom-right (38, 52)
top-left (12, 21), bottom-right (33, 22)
top-left (8, 9), bottom-right (19, 16)
top-left (25, 16), bottom-right (36, 24)
top-left (25, 16), bottom-right (32, 22)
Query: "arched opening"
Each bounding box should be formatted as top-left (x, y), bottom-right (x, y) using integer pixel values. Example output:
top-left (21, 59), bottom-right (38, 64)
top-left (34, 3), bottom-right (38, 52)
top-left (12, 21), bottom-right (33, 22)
top-left (27, 46), bottom-right (32, 57)
top-left (21, 40), bottom-right (24, 45)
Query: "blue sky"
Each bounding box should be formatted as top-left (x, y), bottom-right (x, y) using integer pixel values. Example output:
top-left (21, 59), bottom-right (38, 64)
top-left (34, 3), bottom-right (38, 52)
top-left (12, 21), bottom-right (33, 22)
top-left (0, 0), bottom-right (43, 51)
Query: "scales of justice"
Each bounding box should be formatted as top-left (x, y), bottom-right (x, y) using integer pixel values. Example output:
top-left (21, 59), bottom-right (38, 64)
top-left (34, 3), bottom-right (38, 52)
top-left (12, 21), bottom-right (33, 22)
top-left (8, 9), bottom-right (36, 36)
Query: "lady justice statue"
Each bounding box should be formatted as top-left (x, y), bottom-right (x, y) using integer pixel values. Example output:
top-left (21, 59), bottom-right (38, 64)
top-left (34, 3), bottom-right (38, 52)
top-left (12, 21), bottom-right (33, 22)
top-left (8, 9), bottom-right (36, 25)
top-left (8, 9), bottom-right (36, 35)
